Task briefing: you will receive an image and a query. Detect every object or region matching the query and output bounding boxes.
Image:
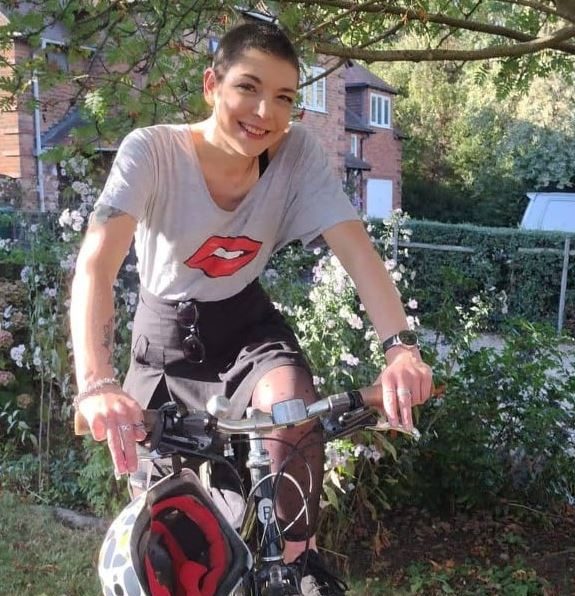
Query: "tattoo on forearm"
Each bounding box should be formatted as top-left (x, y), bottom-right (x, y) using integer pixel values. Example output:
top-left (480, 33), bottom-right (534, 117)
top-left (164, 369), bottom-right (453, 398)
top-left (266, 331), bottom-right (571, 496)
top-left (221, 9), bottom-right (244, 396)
top-left (102, 317), bottom-right (114, 366)
top-left (89, 205), bottom-right (126, 226)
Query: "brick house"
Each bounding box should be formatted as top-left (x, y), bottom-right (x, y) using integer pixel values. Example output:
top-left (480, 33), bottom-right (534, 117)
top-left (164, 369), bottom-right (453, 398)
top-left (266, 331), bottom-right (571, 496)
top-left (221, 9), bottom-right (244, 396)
top-left (300, 59), bottom-right (403, 217)
top-left (0, 8), bottom-right (403, 216)
top-left (0, 8), bottom-right (131, 211)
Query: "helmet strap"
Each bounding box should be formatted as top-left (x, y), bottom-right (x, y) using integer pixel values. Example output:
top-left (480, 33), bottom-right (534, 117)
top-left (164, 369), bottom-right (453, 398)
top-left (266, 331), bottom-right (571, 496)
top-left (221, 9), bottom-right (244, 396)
top-left (171, 453), bottom-right (183, 477)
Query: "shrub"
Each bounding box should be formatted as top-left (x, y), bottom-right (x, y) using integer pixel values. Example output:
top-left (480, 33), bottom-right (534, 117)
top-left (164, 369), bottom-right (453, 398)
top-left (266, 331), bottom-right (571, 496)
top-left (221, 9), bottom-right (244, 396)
top-left (368, 219), bottom-right (575, 333)
top-left (402, 319), bottom-right (575, 512)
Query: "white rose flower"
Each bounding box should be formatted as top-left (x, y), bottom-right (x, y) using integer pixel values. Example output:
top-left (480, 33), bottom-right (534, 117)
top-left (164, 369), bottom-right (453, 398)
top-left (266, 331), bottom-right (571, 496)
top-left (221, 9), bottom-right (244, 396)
top-left (340, 351), bottom-right (359, 367)
top-left (10, 344), bottom-right (26, 367)
top-left (20, 266), bottom-right (31, 283)
top-left (346, 313), bottom-right (363, 330)
top-left (58, 209), bottom-right (73, 227)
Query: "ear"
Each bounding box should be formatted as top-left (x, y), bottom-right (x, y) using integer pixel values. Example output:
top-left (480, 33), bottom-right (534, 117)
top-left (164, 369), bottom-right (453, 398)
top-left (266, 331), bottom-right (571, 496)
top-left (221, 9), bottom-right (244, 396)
top-left (203, 67), bottom-right (217, 107)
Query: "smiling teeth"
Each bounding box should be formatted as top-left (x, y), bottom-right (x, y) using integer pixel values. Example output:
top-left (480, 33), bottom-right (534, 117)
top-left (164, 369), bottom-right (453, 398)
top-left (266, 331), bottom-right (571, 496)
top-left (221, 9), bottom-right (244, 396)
top-left (242, 123), bottom-right (267, 136)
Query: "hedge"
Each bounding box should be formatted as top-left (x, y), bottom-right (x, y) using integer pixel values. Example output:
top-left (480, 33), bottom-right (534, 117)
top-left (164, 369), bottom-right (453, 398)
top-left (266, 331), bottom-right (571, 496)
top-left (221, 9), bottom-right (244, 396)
top-left (370, 219), bottom-right (575, 332)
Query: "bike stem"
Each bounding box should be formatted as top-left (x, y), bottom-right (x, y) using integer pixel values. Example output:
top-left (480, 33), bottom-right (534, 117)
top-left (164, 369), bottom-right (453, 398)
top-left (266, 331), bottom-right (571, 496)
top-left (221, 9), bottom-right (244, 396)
top-left (245, 407), bottom-right (284, 563)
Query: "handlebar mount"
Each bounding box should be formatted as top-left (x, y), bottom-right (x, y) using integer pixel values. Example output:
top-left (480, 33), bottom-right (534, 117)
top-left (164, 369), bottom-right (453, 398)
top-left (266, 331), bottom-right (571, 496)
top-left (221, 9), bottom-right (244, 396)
top-left (146, 391), bottom-right (419, 461)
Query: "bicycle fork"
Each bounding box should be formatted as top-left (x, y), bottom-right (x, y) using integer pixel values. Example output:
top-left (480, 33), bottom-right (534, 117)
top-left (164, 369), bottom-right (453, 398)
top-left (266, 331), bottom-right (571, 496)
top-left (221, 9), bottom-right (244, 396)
top-left (242, 410), bottom-right (301, 595)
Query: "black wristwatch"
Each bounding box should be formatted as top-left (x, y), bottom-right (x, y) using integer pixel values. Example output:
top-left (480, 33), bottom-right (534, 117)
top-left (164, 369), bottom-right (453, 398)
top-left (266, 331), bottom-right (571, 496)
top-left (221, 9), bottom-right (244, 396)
top-left (381, 330), bottom-right (420, 353)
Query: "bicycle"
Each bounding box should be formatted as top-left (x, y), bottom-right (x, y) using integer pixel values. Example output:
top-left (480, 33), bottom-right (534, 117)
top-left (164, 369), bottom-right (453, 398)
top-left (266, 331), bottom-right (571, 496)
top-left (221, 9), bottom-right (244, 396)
top-left (76, 385), bottom-right (420, 595)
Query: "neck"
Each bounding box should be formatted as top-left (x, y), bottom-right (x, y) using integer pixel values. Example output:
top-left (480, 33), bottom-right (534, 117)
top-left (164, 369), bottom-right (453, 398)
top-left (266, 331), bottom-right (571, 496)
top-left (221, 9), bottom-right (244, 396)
top-left (198, 117), bottom-right (256, 175)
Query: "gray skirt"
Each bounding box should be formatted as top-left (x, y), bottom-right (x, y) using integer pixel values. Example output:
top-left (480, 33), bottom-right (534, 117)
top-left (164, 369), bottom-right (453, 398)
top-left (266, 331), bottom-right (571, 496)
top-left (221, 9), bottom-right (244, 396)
top-left (123, 279), bottom-right (311, 420)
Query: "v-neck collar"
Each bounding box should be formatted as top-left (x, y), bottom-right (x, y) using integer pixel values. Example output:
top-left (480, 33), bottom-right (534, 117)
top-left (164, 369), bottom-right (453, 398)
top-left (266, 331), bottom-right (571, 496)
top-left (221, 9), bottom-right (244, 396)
top-left (186, 127), bottom-right (293, 214)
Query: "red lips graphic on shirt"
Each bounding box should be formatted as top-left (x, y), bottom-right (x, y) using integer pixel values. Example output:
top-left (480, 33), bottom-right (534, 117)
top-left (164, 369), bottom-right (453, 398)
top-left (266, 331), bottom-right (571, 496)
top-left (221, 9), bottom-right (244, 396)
top-left (184, 235), bottom-right (263, 278)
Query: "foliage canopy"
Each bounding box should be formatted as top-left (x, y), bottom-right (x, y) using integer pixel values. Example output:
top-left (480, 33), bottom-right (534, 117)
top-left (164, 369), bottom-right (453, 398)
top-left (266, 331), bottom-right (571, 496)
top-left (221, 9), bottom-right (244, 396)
top-left (1, 1), bottom-right (575, 142)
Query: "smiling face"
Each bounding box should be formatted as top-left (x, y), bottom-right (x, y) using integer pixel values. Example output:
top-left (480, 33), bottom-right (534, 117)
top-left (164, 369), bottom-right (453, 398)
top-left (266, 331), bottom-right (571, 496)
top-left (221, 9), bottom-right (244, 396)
top-left (203, 49), bottom-right (299, 157)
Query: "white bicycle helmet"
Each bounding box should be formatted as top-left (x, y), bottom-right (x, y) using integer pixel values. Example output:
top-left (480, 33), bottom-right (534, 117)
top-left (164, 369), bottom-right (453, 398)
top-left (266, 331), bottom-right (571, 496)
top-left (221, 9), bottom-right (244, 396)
top-left (98, 468), bottom-right (252, 596)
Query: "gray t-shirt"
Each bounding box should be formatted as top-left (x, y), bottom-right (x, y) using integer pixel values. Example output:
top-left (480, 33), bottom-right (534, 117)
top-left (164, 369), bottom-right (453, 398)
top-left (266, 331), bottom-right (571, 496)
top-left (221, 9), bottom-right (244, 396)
top-left (95, 123), bottom-right (359, 301)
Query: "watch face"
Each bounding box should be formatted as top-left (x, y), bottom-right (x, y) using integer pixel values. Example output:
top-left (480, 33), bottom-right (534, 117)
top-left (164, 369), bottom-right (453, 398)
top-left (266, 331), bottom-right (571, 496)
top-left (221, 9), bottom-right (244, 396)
top-left (398, 330), bottom-right (418, 346)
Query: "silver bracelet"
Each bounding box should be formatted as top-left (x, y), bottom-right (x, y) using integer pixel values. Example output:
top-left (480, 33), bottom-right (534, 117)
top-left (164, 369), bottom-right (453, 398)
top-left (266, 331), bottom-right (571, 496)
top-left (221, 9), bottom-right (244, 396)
top-left (73, 377), bottom-right (121, 409)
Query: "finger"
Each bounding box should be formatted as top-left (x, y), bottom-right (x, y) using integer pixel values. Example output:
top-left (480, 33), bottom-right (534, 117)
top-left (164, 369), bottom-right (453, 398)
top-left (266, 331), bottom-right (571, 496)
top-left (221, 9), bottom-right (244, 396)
top-left (133, 421), bottom-right (148, 443)
top-left (107, 419), bottom-right (128, 476)
top-left (419, 365), bottom-right (433, 403)
top-left (409, 377), bottom-right (423, 406)
top-left (126, 402), bottom-right (147, 442)
top-left (421, 373), bottom-right (432, 404)
top-left (396, 386), bottom-right (413, 430)
top-left (87, 411), bottom-right (108, 442)
top-left (381, 379), bottom-right (399, 427)
top-left (117, 421), bottom-right (140, 474)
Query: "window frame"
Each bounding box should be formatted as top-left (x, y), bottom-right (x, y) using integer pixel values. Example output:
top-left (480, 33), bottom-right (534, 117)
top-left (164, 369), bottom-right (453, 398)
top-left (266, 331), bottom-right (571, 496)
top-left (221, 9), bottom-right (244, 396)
top-left (299, 65), bottom-right (327, 113)
top-left (369, 92), bottom-right (391, 128)
top-left (350, 134), bottom-right (359, 157)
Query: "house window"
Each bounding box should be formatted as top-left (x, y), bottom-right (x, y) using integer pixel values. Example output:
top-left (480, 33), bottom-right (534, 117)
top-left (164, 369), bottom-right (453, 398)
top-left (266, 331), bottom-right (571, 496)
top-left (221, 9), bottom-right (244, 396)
top-left (370, 93), bottom-right (391, 128)
top-left (300, 65), bottom-right (326, 112)
top-left (350, 134), bottom-right (359, 157)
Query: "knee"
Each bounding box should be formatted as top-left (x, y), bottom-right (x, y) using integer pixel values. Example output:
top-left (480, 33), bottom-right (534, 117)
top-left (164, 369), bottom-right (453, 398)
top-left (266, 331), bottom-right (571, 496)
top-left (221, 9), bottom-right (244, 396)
top-left (252, 366), bottom-right (316, 412)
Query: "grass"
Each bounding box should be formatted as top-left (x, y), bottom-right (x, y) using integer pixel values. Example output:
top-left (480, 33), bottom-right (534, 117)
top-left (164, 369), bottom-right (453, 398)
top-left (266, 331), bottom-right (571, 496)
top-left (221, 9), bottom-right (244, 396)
top-left (0, 490), bottom-right (562, 596)
top-left (0, 491), bottom-right (104, 595)
top-left (348, 562), bottom-right (548, 595)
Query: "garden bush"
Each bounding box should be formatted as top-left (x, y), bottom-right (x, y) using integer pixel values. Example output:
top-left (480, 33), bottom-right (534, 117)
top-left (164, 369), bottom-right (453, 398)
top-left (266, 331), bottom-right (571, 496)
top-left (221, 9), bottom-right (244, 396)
top-left (368, 219), bottom-right (575, 333)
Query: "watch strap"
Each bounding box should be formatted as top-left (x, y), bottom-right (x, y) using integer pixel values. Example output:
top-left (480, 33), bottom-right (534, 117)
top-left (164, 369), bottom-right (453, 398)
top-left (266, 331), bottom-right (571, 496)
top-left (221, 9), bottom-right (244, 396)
top-left (381, 330), bottom-right (419, 353)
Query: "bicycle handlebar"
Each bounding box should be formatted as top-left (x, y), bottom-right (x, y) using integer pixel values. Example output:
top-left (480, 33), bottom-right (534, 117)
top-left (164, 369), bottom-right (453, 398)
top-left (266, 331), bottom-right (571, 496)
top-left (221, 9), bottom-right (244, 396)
top-left (73, 385), bottom-right (420, 440)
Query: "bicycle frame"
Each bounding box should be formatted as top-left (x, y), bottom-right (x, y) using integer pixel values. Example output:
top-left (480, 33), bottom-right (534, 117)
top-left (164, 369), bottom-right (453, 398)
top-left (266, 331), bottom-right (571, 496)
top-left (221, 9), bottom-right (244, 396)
top-left (79, 387), bottom-right (420, 596)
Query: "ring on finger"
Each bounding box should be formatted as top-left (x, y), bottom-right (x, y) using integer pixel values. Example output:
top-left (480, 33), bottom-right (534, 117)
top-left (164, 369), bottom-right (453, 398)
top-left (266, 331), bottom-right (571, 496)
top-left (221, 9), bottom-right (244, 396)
top-left (397, 387), bottom-right (412, 398)
top-left (118, 423), bottom-right (133, 433)
top-left (383, 388), bottom-right (396, 396)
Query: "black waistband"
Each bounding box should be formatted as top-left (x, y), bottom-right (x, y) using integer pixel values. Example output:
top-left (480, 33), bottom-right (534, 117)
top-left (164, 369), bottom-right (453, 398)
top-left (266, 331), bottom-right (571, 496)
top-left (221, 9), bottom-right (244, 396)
top-left (132, 279), bottom-right (279, 368)
top-left (138, 279), bottom-right (264, 318)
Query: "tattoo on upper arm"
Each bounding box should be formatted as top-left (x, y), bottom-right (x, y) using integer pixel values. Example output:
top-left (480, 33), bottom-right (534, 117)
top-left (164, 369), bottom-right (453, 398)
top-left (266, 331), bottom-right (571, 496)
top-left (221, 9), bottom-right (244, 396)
top-left (102, 317), bottom-right (114, 366)
top-left (89, 205), bottom-right (127, 227)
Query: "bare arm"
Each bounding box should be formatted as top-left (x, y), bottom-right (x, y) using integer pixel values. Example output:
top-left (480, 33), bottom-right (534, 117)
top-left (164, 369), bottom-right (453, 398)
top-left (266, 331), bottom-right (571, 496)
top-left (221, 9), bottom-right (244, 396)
top-left (323, 220), bottom-right (433, 428)
top-left (71, 206), bottom-right (136, 385)
top-left (71, 205), bottom-right (144, 474)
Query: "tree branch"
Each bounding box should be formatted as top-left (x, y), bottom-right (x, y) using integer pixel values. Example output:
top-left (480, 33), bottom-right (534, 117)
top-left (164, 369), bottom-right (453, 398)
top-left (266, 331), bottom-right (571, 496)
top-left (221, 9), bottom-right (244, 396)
top-left (287, 0), bottom-right (575, 53)
top-left (313, 25), bottom-right (575, 61)
top-left (494, 0), bottom-right (566, 19)
top-left (295, 0), bottom-right (380, 42)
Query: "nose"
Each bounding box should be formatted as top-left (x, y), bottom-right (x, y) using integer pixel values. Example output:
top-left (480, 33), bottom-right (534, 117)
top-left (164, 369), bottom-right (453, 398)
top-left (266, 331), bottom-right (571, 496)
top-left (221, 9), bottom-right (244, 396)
top-left (254, 96), bottom-right (272, 119)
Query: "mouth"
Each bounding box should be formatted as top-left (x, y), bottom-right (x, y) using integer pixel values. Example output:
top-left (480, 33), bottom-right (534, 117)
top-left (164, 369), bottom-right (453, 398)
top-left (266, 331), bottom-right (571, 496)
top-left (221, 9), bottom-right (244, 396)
top-left (239, 122), bottom-right (270, 138)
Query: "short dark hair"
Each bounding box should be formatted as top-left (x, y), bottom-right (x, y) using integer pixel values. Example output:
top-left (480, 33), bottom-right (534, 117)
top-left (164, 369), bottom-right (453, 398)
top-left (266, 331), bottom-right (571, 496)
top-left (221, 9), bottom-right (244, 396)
top-left (212, 22), bottom-right (299, 81)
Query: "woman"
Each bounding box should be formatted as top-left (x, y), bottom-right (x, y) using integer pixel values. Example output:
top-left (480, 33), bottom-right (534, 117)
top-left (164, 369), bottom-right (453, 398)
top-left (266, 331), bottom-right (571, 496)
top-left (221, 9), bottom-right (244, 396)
top-left (71, 20), bottom-right (432, 595)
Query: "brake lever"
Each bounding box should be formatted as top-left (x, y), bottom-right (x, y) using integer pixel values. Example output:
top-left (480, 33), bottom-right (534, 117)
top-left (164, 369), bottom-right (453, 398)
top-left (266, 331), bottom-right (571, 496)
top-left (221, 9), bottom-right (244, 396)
top-left (366, 417), bottom-right (421, 441)
top-left (321, 407), bottom-right (379, 440)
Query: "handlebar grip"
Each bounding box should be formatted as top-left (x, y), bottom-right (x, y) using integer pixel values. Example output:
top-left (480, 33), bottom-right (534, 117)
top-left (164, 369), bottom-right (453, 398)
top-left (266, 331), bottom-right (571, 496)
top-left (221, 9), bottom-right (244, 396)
top-left (73, 410), bottom-right (157, 436)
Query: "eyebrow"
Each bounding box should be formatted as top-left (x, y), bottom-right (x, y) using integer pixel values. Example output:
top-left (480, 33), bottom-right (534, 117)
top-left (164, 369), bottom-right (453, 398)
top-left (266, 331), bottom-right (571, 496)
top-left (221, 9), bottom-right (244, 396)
top-left (240, 73), bottom-right (297, 95)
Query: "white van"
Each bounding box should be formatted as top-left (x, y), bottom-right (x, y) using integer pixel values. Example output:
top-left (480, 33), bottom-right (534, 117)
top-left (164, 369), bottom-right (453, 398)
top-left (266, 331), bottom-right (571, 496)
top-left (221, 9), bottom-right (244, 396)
top-left (520, 192), bottom-right (575, 233)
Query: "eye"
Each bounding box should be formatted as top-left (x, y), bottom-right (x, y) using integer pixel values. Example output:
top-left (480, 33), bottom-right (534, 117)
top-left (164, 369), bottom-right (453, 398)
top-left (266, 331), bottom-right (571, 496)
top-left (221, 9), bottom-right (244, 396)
top-left (237, 83), bottom-right (256, 92)
top-left (279, 95), bottom-right (294, 104)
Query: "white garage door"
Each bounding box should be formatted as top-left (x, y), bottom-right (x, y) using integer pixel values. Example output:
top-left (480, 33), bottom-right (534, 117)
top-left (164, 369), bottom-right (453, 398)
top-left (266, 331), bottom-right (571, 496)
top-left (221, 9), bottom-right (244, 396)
top-left (366, 178), bottom-right (393, 219)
